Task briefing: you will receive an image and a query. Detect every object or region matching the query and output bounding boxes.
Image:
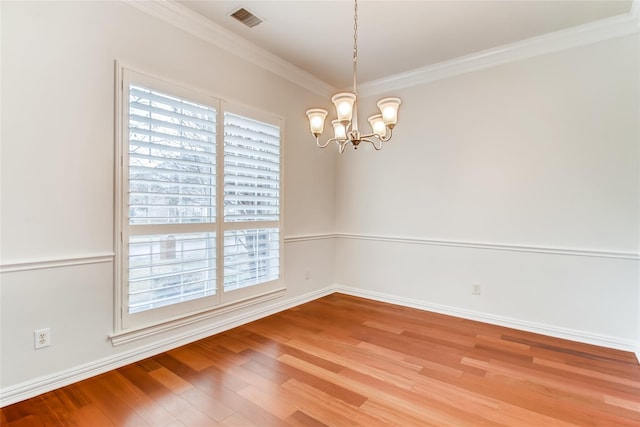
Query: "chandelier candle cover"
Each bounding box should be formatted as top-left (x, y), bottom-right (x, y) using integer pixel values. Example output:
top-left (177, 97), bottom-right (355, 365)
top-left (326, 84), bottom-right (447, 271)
top-left (306, 0), bottom-right (401, 153)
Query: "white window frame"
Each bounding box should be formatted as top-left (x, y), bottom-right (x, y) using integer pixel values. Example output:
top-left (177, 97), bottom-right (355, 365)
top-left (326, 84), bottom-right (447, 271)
top-left (114, 63), bottom-right (284, 336)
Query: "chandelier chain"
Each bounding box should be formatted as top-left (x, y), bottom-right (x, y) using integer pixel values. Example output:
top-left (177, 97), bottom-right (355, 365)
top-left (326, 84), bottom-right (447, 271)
top-left (353, 0), bottom-right (358, 96)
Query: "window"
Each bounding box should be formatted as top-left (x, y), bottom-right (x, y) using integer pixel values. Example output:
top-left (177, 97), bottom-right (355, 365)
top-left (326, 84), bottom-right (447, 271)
top-left (116, 66), bottom-right (283, 331)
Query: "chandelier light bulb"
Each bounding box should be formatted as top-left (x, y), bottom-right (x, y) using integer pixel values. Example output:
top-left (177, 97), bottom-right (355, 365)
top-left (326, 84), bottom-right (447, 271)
top-left (367, 114), bottom-right (387, 138)
top-left (332, 120), bottom-right (347, 139)
top-left (377, 97), bottom-right (401, 129)
top-left (331, 93), bottom-right (356, 124)
top-left (305, 109), bottom-right (328, 136)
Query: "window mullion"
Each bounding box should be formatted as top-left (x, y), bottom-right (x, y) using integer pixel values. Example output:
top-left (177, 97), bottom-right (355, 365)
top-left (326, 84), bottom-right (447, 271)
top-left (222, 221), bottom-right (279, 232)
top-left (216, 103), bottom-right (225, 298)
top-left (129, 223), bottom-right (214, 236)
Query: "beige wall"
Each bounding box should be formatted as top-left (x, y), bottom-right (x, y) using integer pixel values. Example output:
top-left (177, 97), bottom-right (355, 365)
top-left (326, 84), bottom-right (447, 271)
top-left (335, 35), bottom-right (639, 346)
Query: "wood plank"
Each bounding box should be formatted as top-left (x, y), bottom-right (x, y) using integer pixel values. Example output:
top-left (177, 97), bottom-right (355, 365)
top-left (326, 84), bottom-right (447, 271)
top-left (178, 387), bottom-right (235, 422)
top-left (78, 374), bottom-right (152, 426)
top-left (281, 378), bottom-right (386, 427)
top-left (285, 410), bottom-right (328, 427)
top-left (236, 384), bottom-right (298, 419)
top-left (149, 367), bottom-right (194, 395)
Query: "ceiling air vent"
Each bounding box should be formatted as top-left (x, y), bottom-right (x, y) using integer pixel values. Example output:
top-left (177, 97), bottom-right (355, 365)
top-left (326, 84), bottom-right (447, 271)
top-left (230, 7), bottom-right (263, 28)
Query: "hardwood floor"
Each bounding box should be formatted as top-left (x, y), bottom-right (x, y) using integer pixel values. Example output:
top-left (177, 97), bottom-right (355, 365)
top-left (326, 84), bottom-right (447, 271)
top-left (2, 293), bottom-right (639, 426)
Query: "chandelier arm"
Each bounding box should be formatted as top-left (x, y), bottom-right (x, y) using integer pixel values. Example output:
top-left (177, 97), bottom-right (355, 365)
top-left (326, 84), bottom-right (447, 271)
top-left (379, 127), bottom-right (393, 142)
top-left (315, 137), bottom-right (332, 148)
top-left (358, 127), bottom-right (394, 142)
top-left (338, 140), bottom-right (350, 154)
top-left (317, 136), bottom-right (349, 149)
top-left (361, 137), bottom-right (384, 151)
top-left (358, 132), bottom-right (378, 140)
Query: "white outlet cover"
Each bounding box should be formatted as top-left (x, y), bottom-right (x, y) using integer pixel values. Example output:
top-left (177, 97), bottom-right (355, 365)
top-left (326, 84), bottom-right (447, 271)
top-left (34, 328), bottom-right (51, 349)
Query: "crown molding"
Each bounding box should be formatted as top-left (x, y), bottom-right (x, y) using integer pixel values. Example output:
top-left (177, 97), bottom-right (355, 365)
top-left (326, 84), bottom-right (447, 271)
top-left (123, 0), bottom-right (335, 98)
top-left (125, 0), bottom-right (638, 98)
top-left (359, 5), bottom-right (640, 97)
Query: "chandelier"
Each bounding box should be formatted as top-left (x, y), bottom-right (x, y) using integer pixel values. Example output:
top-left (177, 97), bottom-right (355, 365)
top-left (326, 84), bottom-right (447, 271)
top-left (305, 0), bottom-right (401, 153)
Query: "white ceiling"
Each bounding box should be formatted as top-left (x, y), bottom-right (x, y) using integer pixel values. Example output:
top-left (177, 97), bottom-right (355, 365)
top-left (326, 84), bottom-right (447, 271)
top-left (176, 0), bottom-right (633, 88)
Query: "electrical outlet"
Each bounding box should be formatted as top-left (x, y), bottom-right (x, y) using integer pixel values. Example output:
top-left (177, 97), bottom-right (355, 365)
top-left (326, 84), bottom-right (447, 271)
top-left (34, 328), bottom-right (51, 349)
top-left (304, 270), bottom-right (311, 280)
top-left (472, 283), bottom-right (481, 295)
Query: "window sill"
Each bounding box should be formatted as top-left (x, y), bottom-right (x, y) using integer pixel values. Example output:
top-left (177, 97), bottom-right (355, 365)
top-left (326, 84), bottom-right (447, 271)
top-left (109, 287), bottom-right (286, 347)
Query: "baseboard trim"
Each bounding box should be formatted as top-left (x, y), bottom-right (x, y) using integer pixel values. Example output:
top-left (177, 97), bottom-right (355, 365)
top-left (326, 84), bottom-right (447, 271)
top-left (2, 283), bottom-right (636, 407)
top-left (0, 286), bottom-right (335, 407)
top-left (334, 285), bottom-right (638, 353)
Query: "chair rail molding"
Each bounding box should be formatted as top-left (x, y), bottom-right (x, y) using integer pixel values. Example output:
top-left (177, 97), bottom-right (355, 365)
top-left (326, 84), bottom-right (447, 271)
top-left (0, 253), bottom-right (115, 274)
top-left (334, 233), bottom-right (639, 261)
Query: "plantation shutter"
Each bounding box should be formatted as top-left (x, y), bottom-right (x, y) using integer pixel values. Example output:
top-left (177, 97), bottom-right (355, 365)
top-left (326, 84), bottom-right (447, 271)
top-left (127, 84), bottom-right (217, 314)
top-left (223, 112), bottom-right (280, 222)
top-left (223, 112), bottom-right (281, 292)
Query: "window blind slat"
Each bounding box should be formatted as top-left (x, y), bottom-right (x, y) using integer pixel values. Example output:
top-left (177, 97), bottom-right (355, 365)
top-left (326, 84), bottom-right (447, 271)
top-left (130, 115), bottom-right (216, 140)
top-left (224, 198), bottom-right (277, 204)
top-left (130, 87), bottom-right (216, 116)
top-left (225, 215), bottom-right (278, 220)
top-left (130, 265), bottom-right (217, 283)
top-left (224, 164), bottom-right (279, 179)
top-left (130, 164), bottom-right (215, 181)
top-left (223, 185), bottom-right (278, 196)
top-left (131, 181), bottom-right (214, 191)
top-left (130, 101), bottom-right (216, 130)
top-left (131, 190), bottom-right (214, 199)
top-left (129, 144), bottom-right (216, 166)
top-left (131, 129), bottom-right (216, 153)
top-left (225, 157), bottom-right (280, 171)
top-left (224, 134), bottom-right (279, 155)
top-left (223, 176), bottom-right (278, 188)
